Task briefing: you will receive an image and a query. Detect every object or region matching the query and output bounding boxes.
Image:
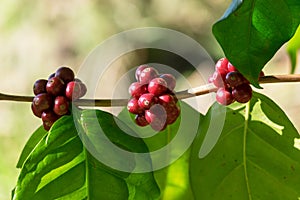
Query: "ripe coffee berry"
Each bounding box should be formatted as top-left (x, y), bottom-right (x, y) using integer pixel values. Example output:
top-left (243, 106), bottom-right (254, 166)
top-left (232, 84), bottom-right (252, 103)
top-left (148, 78), bottom-right (168, 96)
top-left (53, 96), bottom-right (69, 116)
top-left (42, 111), bottom-right (60, 131)
top-left (135, 115), bottom-right (149, 127)
top-left (159, 74), bottom-right (176, 91)
top-left (127, 98), bottom-right (143, 114)
top-left (225, 71), bottom-right (247, 88)
top-left (138, 93), bottom-right (157, 110)
top-left (135, 65), bottom-right (149, 81)
top-left (33, 79), bottom-right (47, 95)
top-left (46, 77), bottom-right (65, 96)
top-left (139, 67), bottom-right (158, 84)
top-left (65, 81), bottom-right (87, 100)
top-left (55, 66), bottom-right (75, 84)
top-left (145, 104), bottom-right (167, 131)
top-left (32, 93), bottom-right (53, 112)
top-left (129, 82), bottom-right (148, 98)
top-left (216, 88), bottom-right (234, 106)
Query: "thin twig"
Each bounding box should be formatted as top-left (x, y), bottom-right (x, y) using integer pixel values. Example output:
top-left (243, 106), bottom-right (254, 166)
top-left (1, 74), bottom-right (300, 107)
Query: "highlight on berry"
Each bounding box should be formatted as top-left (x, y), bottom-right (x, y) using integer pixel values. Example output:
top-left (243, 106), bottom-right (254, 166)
top-left (209, 58), bottom-right (264, 106)
top-left (127, 65), bottom-right (180, 131)
top-left (31, 66), bottom-right (87, 131)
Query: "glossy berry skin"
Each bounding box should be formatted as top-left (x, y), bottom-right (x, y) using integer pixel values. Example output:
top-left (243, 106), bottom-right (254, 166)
top-left (227, 63), bottom-right (237, 72)
top-left (166, 105), bottom-right (180, 124)
top-left (55, 66), bottom-right (75, 84)
top-left (53, 96), bottom-right (69, 116)
top-left (159, 74), bottom-right (176, 91)
top-left (148, 78), bottom-right (168, 96)
top-left (216, 88), bottom-right (234, 106)
top-left (127, 98), bottom-right (143, 114)
top-left (135, 114), bottom-right (149, 127)
top-left (32, 93), bottom-right (53, 112)
top-left (158, 94), bottom-right (176, 107)
top-left (46, 77), bottom-right (65, 96)
top-left (139, 67), bottom-right (159, 85)
top-left (215, 58), bottom-right (229, 78)
top-left (212, 71), bottom-right (226, 88)
top-left (48, 73), bottom-right (55, 80)
top-left (232, 84), bottom-right (252, 103)
top-left (41, 111), bottom-right (60, 131)
top-left (225, 71), bottom-right (247, 88)
top-left (65, 81), bottom-right (87, 100)
top-left (138, 93), bottom-right (157, 109)
top-left (31, 103), bottom-right (43, 118)
top-left (135, 65), bottom-right (149, 81)
top-left (33, 79), bottom-right (47, 95)
top-left (128, 82), bottom-right (148, 98)
top-left (145, 104), bottom-right (167, 131)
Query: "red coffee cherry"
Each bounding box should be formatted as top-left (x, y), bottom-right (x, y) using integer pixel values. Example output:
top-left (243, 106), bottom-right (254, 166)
top-left (138, 93), bottom-right (157, 110)
top-left (148, 78), bottom-right (168, 96)
top-left (232, 84), bottom-right (252, 103)
top-left (129, 82), bottom-right (148, 98)
top-left (135, 114), bottom-right (149, 127)
top-left (46, 77), bottom-right (65, 96)
top-left (55, 66), bottom-right (75, 84)
top-left (139, 67), bottom-right (159, 85)
top-left (33, 79), bottom-right (48, 95)
top-left (127, 98), bottom-right (144, 114)
top-left (216, 87), bottom-right (234, 106)
top-left (53, 96), bottom-right (70, 116)
top-left (159, 74), bottom-right (176, 91)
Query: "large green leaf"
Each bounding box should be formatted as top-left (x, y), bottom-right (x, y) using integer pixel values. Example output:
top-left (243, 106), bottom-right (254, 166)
top-left (13, 109), bottom-right (159, 200)
top-left (118, 101), bottom-right (200, 199)
top-left (213, 0), bottom-right (300, 87)
top-left (190, 92), bottom-right (300, 199)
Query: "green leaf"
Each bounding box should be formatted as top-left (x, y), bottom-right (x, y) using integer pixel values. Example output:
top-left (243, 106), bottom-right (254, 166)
top-left (287, 25), bottom-right (300, 73)
top-left (118, 101), bottom-right (201, 199)
top-left (190, 92), bottom-right (300, 199)
top-left (213, 0), bottom-right (300, 87)
top-left (13, 109), bottom-right (160, 200)
top-left (16, 125), bottom-right (47, 168)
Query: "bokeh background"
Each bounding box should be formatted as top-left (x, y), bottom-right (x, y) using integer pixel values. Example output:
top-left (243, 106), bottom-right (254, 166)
top-left (0, 0), bottom-right (299, 199)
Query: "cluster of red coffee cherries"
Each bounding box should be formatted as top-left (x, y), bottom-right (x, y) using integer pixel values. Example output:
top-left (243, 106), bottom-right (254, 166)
top-left (31, 66), bottom-right (87, 130)
top-left (209, 58), bottom-right (263, 105)
top-left (127, 65), bottom-right (180, 131)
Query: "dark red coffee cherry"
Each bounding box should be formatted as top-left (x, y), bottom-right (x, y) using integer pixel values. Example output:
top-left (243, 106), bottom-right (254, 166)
top-left (41, 111), bottom-right (60, 131)
top-left (145, 104), bottom-right (167, 131)
top-left (215, 58), bottom-right (229, 79)
top-left (65, 81), bottom-right (87, 100)
top-left (148, 78), bottom-right (168, 96)
top-left (135, 114), bottom-right (149, 127)
top-left (166, 104), bottom-right (180, 124)
top-left (216, 88), bottom-right (234, 106)
top-left (33, 79), bottom-right (47, 95)
top-left (139, 67), bottom-right (159, 85)
top-left (127, 98), bottom-right (144, 114)
top-left (138, 93), bottom-right (157, 109)
top-left (232, 84), bottom-right (252, 103)
top-left (31, 103), bottom-right (43, 118)
top-left (46, 77), bottom-right (65, 96)
top-left (159, 74), bottom-right (176, 91)
top-left (225, 71), bottom-right (247, 88)
top-left (32, 93), bottom-right (53, 112)
top-left (128, 82), bottom-right (148, 98)
top-left (55, 66), bottom-right (75, 84)
top-left (53, 96), bottom-right (69, 116)
top-left (135, 65), bottom-right (149, 81)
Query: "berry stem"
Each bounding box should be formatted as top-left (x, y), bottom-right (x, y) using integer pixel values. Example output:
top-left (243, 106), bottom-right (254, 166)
top-left (1, 74), bottom-right (300, 107)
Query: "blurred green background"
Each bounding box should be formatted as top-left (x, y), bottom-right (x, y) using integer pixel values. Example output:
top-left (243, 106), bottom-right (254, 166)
top-left (0, 0), bottom-right (299, 199)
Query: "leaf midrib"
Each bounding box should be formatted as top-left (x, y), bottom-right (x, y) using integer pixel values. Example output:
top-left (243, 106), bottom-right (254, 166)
top-left (243, 102), bottom-right (252, 200)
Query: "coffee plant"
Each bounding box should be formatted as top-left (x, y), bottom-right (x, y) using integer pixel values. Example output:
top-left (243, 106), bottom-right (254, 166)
top-left (6, 0), bottom-right (300, 199)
